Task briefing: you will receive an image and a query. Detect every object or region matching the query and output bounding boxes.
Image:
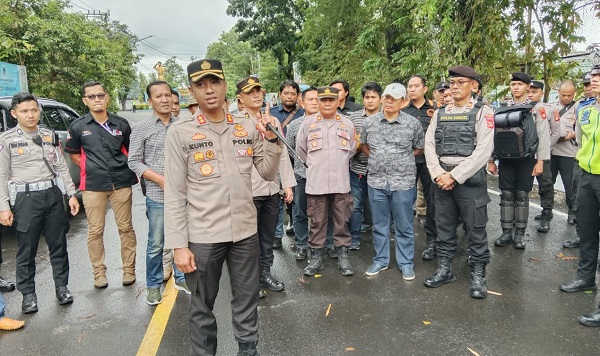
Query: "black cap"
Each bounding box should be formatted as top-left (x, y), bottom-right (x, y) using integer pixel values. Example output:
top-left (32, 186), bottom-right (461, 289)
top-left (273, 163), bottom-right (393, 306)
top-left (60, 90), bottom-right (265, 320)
top-left (530, 80), bottom-right (544, 90)
top-left (187, 59), bottom-right (224, 82)
top-left (236, 76), bottom-right (263, 94)
top-left (448, 66), bottom-right (480, 80)
top-left (583, 72), bottom-right (592, 84)
top-left (317, 86), bottom-right (339, 99)
top-left (511, 72), bottom-right (531, 84)
top-left (434, 82), bottom-right (449, 91)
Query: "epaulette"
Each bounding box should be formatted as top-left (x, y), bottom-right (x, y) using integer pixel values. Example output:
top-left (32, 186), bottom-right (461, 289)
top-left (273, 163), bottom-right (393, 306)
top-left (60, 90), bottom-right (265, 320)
top-left (172, 116), bottom-right (195, 126)
top-left (0, 126), bottom-right (17, 139)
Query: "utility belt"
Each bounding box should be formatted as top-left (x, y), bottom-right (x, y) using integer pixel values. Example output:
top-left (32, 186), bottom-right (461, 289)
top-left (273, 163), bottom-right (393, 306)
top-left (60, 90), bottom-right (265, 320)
top-left (8, 177), bottom-right (64, 206)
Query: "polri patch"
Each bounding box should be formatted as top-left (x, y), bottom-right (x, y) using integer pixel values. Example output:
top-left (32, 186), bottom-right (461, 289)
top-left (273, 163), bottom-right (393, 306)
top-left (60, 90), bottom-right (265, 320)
top-left (200, 163), bottom-right (213, 176)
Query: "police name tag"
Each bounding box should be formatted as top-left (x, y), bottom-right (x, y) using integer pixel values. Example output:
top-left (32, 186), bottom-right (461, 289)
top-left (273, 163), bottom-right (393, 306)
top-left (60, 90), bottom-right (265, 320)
top-left (439, 115), bottom-right (469, 121)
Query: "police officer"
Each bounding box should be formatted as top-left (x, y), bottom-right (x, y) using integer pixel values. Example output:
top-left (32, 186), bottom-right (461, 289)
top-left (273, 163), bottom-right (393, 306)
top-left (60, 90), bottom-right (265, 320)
top-left (0, 92), bottom-right (79, 313)
top-left (562, 72), bottom-right (593, 249)
top-left (489, 72), bottom-right (550, 249)
top-left (297, 86), bottom-right (356, 277)
top-left (423, 66), bottom-right (495, 299)
top-left (527, 80), bottom-right (561, 233)
top-left (559, 64), bottom-right (600, 327)
top-left (164, 59), bottom-right (283, 356)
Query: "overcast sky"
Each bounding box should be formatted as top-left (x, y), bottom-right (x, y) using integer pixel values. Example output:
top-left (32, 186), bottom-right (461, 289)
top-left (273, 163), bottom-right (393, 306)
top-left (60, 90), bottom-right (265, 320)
top-left (70, 0), bottom-right (600, 77)
top-left (69, 0), bottom-right (237, 74)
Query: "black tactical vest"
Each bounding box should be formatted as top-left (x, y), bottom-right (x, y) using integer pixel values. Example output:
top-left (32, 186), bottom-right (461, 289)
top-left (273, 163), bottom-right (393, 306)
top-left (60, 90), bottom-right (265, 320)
top-left (493, 103), bottom-right (538, 159)
top-left (435, 104), bottom-right (481, 157)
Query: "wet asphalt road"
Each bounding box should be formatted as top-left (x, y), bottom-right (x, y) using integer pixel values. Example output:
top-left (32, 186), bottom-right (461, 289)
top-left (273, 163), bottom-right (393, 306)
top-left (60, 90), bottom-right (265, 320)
top-left (0, 110), bottom-right (599, 355)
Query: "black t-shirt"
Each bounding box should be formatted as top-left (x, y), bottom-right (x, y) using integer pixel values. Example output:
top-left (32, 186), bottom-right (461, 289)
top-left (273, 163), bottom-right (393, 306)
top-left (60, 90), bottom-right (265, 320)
top-left (65, 113), bottom-right (137, 191)
top-left (401, 99), bottom-right (437, 164)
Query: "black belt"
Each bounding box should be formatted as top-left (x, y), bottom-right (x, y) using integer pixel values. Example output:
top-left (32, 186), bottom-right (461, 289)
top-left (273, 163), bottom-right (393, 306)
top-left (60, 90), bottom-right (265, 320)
top-left (440, 162), bottom-right (458, 172)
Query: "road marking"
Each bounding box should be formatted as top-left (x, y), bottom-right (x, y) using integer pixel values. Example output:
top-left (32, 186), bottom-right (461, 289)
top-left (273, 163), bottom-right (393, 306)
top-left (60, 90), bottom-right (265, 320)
top-left (487, 188), bottom-right (568, 217)
top-left (137, 278), bottom-right (178, 356)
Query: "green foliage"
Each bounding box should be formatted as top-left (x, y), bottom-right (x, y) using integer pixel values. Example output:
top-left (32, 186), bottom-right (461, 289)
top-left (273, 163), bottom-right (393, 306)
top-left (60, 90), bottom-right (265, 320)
top-left (219, 0), bottom-right (593, 103)
top-left (226, 0), bottom-right (304, 79)
top-left (163, 56), bottom-right (186, 90)
top-left (0, 0), bottom-right (139, 113)
top-left (205, 29), bottom-right (284, 98)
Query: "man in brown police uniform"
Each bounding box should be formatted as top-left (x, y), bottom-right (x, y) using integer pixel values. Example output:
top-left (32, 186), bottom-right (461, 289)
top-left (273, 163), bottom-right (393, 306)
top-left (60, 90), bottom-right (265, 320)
top-left (163, 59), bottom-right (283, 356)
top-left (297, 86), bottom-right (357, 277)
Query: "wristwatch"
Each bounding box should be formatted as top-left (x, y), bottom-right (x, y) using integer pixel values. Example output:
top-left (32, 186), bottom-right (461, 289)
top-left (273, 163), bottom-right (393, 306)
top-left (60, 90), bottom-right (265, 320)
top-left (68, 194), bottom-right (76, 199)
top-left (267, 136), bottom-right (279, 143)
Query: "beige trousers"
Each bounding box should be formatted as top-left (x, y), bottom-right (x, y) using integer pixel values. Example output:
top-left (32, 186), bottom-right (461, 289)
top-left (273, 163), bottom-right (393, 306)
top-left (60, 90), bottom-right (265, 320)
top-left (82, 187), bottom-right (137, 276)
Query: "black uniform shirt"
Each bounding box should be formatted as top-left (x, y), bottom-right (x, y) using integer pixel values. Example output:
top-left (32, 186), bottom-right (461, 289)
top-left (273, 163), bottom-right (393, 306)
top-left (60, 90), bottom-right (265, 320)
top-left (65, 113), bottom-right (137, 191)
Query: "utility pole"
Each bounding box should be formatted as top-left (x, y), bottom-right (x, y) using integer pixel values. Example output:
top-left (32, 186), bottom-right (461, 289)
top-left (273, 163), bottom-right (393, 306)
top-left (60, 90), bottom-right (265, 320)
top-left (524, 6), bottom-right (532, 75)
top-left (85, 10), bottom-right (110, 22)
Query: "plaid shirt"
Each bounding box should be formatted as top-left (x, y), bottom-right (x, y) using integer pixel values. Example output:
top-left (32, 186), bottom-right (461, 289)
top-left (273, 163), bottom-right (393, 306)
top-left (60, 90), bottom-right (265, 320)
top-left (285, 115), bottom-right (307, 178)
top-left (128, 114), bottom-right (177, 203)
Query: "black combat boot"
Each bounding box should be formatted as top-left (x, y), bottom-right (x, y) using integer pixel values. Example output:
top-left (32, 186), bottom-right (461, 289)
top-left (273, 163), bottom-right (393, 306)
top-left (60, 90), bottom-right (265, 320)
top-left (494, 228), bottom-right (513, 247)
top-left (237, 340), bottom-right (259, 356)
top-left (563, 236), bottom-right (580, 249)
top-left (534, 210), bottom-right (553, 220)
top-left (303, 248), bottom-right (323, 276)
top-left (337, 246), bottom-right (354, 276)
top-left (537, 209), bottom-right (551, 233)
top-left (513, 228), bottom-right (526, 249)
top-left (326, 246), bottom-right (339, 259)
top-left (424, 257), bottom-right (456, 288)
top-left (422, 234), bottom-right (436, 261)
top-left (260, 267), bottom-right (285, 292)
top-left (0, 276), bottom-right (15, 292)
top-left (469, 263), bottom-right (487, 299)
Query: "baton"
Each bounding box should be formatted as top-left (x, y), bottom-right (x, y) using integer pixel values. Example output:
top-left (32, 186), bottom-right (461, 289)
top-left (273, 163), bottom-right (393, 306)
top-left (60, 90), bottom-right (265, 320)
top-left (265, 123), bottom-right (308, 168)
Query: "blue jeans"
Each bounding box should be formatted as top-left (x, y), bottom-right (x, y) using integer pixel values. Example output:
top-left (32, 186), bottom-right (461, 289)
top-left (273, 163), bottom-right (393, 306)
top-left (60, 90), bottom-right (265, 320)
top-left (349, 171), bottom-right (368, 244)
top-left (0, 292), bottom-right (6, 318)
top-left (368, 185), bottom-right (416, 267)
top-left (146, 198), bottom-right (184, 288)
top-left (275, 199), bottom-right (284, 239)
top-left (293, 176), bottom-right (334, 248)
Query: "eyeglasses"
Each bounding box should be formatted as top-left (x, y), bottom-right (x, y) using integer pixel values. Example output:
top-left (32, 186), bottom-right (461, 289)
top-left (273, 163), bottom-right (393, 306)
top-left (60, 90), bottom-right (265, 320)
top-left (85, 94), bottom-right (107, 100)
top-left (448, 80), bottom-right (471, 87)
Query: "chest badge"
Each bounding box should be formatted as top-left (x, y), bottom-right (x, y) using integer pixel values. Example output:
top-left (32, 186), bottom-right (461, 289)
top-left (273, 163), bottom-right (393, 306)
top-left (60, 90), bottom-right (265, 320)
top-left (194, 152), bottom-right (205, 162)
top-left (234, 131), bottom-right (248, 138)
top-left (192, 133), bottom-right (207, 140)
top-left (206, 150), bottom-right (215, 159)
top-left (200, 163), bottom-right (213, 176)
top-left (234, 124), bottom-right (245, 131)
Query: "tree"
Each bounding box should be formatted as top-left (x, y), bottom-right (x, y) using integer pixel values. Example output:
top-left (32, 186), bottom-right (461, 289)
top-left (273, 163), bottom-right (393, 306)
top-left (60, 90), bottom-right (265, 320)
top-left (163, 56), bottom-right (186, 90)
top-left (226, 0), bottom-right (304, 79)
top-left (0, 0), bottom-right (139, 112)
top-left (206, 29), bottom-right (283, 99)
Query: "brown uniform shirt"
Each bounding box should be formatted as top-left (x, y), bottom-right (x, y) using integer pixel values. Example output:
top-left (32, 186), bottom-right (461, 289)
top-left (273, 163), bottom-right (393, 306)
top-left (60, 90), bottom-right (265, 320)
top-left (425, 98), bottom-right (495, 184)
top-left (296, 112), bottom-right (356, 195)
top-left (163, 111), bottom-right (283, 248)
top-left (233, 111), bottom-right (296, 197)
top-left (0, 125), bottom-right (76, 210)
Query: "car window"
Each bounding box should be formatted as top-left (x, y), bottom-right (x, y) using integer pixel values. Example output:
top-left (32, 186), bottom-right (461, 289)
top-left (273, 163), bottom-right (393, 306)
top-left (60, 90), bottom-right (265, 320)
top-left (42, 107), bottom-right (68, 131)
top-left (59, 108), bottom-right (79, 127)
top-left (2, 108), bottom-right (18, 130)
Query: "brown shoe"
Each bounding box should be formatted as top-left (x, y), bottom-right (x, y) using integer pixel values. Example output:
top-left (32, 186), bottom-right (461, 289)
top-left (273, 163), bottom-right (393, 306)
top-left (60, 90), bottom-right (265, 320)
top-left (0, 316), bottom-right (25, 330)
top-left (94, 274), bottom-right (108, 289)
top-left (122, 272), bottom-right (136, 286)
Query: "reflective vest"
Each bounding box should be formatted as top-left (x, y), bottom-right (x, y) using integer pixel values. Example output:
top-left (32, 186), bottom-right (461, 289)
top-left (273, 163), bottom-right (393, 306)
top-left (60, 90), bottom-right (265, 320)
top-left (576, 99), bottom-right (600, 174)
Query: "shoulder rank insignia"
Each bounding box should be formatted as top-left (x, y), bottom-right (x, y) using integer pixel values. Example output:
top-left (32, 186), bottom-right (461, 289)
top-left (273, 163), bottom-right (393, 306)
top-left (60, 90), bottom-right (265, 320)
top-left (226, 113), bottom-right (234, 124)
top-left (196, 115), bottom-right (208, 125)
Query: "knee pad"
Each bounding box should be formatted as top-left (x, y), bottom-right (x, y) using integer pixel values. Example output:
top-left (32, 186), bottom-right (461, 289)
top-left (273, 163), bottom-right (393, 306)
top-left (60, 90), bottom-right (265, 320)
top-left (500, 190), bottom-right (515, 227)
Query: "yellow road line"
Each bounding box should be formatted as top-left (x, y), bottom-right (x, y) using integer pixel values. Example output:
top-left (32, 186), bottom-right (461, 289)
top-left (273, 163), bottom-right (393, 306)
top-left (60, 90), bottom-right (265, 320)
top-left (136, 278), bottom-right (178, 356)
